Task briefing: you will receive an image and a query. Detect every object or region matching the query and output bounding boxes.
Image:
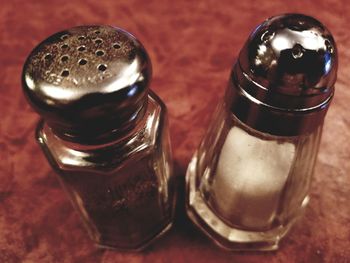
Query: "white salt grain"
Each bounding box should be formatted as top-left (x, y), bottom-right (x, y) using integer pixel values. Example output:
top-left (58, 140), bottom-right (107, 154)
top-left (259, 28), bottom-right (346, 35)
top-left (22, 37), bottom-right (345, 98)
top-left (212, 126), bottom-right (296, 229)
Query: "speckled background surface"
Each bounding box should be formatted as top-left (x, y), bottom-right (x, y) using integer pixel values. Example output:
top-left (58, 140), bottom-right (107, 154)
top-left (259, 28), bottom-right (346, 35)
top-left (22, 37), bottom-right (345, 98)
top-left (1, 0), bottom-right (349, 262)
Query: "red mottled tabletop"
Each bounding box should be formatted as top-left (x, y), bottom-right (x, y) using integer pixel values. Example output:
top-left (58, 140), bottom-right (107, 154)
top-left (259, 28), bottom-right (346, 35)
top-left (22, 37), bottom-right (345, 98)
top-left (1, 1), bottom-right (349, 262)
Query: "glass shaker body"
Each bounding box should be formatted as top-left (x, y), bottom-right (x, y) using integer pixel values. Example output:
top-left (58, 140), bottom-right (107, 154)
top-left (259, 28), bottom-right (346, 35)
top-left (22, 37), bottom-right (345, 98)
top-left (186, 99), bottom-right (322, 251)
top-left (36, 92), bottom-right (175, 250)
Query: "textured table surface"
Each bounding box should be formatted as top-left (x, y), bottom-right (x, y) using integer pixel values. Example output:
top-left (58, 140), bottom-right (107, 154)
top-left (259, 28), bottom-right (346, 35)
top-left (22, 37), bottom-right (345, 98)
top-left (1, 1), bottom-right (349, 262)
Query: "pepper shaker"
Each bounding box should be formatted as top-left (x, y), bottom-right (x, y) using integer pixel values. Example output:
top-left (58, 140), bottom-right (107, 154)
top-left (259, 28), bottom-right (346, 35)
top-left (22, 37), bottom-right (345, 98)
top-left (186, 14), bottom-right (337, 251)
top-left (22, 25), bottom-right (176, 250)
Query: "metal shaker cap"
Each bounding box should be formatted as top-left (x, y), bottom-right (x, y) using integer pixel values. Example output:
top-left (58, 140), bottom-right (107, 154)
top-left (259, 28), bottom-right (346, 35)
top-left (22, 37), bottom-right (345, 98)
top-left (229, 14), bottom-right (337, 136)
top-left (22, 25), bottom-right (151, 143)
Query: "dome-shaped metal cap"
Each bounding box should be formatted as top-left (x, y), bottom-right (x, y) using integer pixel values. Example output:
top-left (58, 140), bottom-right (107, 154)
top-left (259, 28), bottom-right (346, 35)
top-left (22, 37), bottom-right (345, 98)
top-left (22, 25), bottom-right (151, 143)
top-left (229, 14), bottom-right (337, 135)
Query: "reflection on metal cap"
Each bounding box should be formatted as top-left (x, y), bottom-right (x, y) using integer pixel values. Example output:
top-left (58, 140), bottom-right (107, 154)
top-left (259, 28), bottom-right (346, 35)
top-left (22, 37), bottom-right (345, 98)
top-left (229, 14), bottom-right (337, 136)
top-left (22, 25), bottom-right (152, 143)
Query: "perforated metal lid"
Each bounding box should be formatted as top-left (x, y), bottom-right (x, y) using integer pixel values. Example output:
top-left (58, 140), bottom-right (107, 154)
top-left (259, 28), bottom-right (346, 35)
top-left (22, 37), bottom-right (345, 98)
top-left (228, 14), bottom-right (337, 136)
top-left (22, 25), bottom-right (151, 143)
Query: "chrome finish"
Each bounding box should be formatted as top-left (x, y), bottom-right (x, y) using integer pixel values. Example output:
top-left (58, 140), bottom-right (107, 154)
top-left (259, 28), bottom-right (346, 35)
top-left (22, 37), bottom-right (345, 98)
top-left (230, 14), bottom-right (337, 135)
top-left (185, 14), bottom-right (338, 251)
top-left (22, 26), bottom-right (175, 250)
top-left (22, 25), bottom-right (151, 143)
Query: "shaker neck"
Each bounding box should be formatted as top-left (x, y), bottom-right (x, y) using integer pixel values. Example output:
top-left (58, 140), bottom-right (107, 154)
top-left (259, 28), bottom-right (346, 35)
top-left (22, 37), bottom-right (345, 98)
top-left (48, 96), bottom-right (149, 145)
top-left (226, 64), bottom-right (332, 136)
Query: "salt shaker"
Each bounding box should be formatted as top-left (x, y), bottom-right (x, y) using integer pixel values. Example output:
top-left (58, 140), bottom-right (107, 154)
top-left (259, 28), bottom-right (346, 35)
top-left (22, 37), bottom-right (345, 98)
top-left (186, 14), bottom-right (337, 251)
top-left (22, 25), bottom-right (176, 250)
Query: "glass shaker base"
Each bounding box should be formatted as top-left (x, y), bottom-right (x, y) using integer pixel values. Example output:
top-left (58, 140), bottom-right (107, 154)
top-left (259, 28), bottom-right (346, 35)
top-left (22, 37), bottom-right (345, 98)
top-left (93, 220), bottom-right (173, 251)
top-left (186, 154), bottom-right (299, 251)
